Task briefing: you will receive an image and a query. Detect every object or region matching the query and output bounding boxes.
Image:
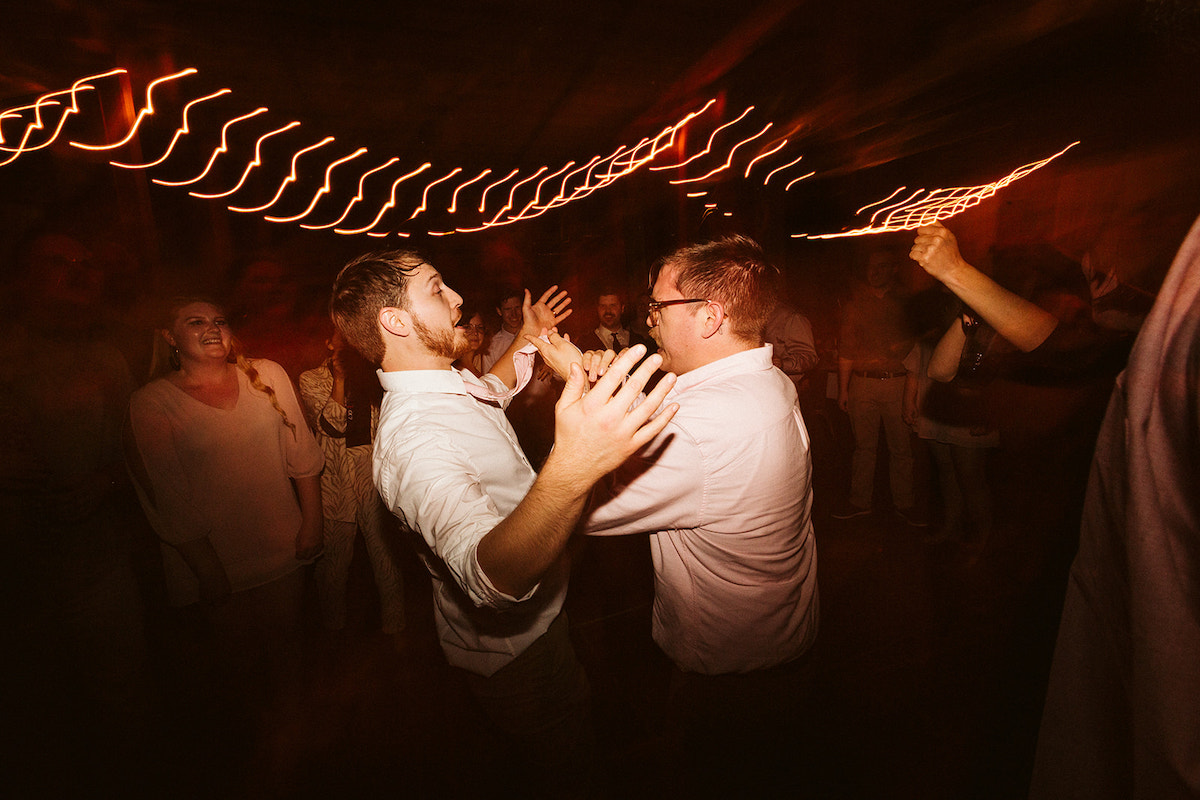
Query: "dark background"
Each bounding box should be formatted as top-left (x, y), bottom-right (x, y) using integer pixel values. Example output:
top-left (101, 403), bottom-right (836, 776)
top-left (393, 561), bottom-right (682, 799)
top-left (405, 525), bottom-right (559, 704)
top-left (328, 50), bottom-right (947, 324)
top-left (3, 0), bottom-right (1199, 311)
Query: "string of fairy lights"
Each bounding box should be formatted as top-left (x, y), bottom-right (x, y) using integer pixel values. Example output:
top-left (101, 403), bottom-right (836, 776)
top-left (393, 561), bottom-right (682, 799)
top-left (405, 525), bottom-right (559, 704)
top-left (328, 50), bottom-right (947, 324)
top-left (0, 66), bottom-right (1078, 238)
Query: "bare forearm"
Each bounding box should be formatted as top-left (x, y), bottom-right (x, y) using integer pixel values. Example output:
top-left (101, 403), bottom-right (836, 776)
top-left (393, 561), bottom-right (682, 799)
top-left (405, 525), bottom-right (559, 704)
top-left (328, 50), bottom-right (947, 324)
top-left (929, 322), bottom-right (967, 382)
top-left (475, 452), bottom-right (593, 597)
top-left (838, 357), bottom-right (852, 395)
top-left (936, 263), bottom-right (1057, 352)
top-left (293, 474), bottom-right (324, 559)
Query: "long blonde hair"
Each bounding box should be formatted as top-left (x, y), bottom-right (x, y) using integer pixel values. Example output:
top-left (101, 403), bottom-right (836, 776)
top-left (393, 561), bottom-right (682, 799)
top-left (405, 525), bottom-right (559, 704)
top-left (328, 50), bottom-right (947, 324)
top-left (151, 296), bottom-right (297, 438)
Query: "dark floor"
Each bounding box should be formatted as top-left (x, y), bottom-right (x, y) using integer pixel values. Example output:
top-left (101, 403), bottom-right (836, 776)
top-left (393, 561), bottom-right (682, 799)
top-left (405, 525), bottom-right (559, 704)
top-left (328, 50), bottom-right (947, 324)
top-left (10, 410), bottom-right (1097, 800)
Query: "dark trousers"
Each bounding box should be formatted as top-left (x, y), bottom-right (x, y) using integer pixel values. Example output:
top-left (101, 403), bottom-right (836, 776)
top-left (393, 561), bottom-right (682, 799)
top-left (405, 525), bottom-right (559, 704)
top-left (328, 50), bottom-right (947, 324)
top-left (665, 648), bottom-right (818, 799)
top-left (460, 611), bottom-right (595, 798)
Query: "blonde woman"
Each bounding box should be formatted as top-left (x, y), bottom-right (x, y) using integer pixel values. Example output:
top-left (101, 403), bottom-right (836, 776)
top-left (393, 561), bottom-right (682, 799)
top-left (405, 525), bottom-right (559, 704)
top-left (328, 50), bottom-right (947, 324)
top-left (126, 297), bottom-right (323, 692)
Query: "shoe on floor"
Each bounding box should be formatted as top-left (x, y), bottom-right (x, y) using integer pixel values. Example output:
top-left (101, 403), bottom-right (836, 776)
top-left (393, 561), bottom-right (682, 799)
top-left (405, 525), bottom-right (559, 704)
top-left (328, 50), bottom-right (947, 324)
top-left (831, 503), bottom-right (871, 520)
top-left (896, 507), bottom-right (929, 527)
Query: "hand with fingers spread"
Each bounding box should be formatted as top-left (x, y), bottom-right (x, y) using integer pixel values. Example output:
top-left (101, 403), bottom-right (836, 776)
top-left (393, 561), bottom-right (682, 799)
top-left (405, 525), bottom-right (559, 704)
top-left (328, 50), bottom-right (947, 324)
top-left (522, 285), bottom-right (572, 339)
top-left (489, 286), bottom-right (573, 390)
top-left (547, 345), bottom-right (678, 489)
top-left (475, 344), bottom-right (677, 597)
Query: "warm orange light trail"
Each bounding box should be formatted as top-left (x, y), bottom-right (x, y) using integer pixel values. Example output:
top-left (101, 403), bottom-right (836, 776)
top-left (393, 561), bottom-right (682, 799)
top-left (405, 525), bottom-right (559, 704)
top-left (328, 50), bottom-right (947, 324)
top-left (650, 105), bottom-right (753, 172)
top-left (485, 166), bottom-right (550, 225)
top-left (228, 135), bottom-right (335, 213)
top-left (0, 69), bottom-right (125, 165)
top-left (190, 120), bottom-right (301, 199)
top-left (670, 122), bottom-right (772, 185)
top-left (408, 167), bottom-right (463, 221)
top-left (517, 161), bottom-right (576, 216)
top-left (763, 154), bottom-right (803, 185)
top-left (796, 142), bottom-right (1081, 239)
top-left (333, 162), bottom-right (431, 235)
top-left (69, 67), bottom-right (197, 151)
top-left (153, 107), bottom-right (268, 187)
top-left (783, 170), bottom-right (815, 191)
top-left (448, 168), bottom-right (491, 213)
top-left (0, 99), bottom-right (63, 167)
top-left (112, 88), bottom-right (230, 169)
top-left (854, 185), bottom-right (908, 217)
top-left (301, 157), bottom-right (399, 230)
top-left (0, 70), bottom-right (765, 236)
top-left (744, 139), bottom-right (787, 178)
top-left (264, 146), bottom-right (368, 223)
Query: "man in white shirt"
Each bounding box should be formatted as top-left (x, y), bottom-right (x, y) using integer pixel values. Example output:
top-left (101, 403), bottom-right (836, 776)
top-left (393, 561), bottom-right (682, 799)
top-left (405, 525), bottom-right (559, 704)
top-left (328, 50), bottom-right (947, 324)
top-left (480, 288), bottom-right (523, 371)
top-left (533, 235), bottom-right (819, 796)
top-left (329, 249), bottom-right (676, 794)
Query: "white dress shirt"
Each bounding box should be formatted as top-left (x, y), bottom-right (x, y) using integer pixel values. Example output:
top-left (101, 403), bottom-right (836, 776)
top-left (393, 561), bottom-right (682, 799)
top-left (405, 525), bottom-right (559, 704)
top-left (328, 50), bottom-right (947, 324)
top-left (584, 345), bottom-right (819, 674)
top-left (373, 363), bottom-right (567, 676)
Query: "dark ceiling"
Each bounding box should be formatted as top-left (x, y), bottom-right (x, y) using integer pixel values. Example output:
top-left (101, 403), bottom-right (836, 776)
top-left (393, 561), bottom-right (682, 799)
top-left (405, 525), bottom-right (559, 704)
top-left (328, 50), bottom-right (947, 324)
top-left (2, 0), bottom-right (1199, 271)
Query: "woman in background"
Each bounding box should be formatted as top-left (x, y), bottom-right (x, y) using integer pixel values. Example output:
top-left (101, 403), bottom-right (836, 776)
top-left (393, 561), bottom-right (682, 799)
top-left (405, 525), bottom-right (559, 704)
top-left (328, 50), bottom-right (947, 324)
top-left (125, 297), bottom-right (323, 720)
top-left (300, 328), bottom-right (405, 637)
top-left (454, 306), bottom-right (489, 376)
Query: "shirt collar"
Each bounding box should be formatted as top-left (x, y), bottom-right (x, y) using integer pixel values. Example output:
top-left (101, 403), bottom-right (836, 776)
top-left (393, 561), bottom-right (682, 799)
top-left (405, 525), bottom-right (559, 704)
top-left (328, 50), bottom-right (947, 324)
top-left (668, 345), bottom-right (773, 398)
top-left (377, 366), bottom-right (473, 396)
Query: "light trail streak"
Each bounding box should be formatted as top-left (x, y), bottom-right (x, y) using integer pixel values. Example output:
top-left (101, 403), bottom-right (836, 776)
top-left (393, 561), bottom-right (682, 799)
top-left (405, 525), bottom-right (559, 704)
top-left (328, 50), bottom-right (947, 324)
top-left (408, 167), bottom-right (463, 221)
top-left (228, 136), bottom-right (335, 213)
top-left (3, 69), bottom-right (800, 237)
top-left (743, 139), bottom-right (787, 178)
top-left (0, 69), bottom-right (123, 165)
top-left (650, 105), bottom-right (753, 171)
top-left (855, 186), bottom-right (908, 217)
top-left (190, 120), bottom-right (300, 199)
top-left (333, 162), bottom-right (431, 235)
top-left (484, 166), bottom-right (549, 225)
top-left (797, 142), bottom-right (1081, 239)
top-left (301, 157), bottom-right (400, 230)
top-left (448, 168), bottom-right (491, 213)
top-left (669, 122), bottom-right (772, 185)
top-left (512, 161), bottom-right (577, 218)
top-left (0, 100), bottom-right (62, 166)
top-left (153, 107), bottom-right (268, 186)
top-left (111, 88), bottom-right (230, 169)
top-left (763, 154), bottom-right (804, 186)
top-left (868, 188), bottom-right (925, 226)
top-left (478, 168), bottom-right (520, 213)
top-left (782, 170), bottom-right (815, 191)
top-left (70, 67), bottom-right (197, 150)
top-left (264, 146), bottom-right (368, 223)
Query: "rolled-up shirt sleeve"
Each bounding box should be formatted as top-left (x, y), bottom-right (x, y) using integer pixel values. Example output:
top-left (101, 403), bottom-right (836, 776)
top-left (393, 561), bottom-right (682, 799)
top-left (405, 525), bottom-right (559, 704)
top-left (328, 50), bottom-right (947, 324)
top-left (376, 428), bottom-right (533, 609)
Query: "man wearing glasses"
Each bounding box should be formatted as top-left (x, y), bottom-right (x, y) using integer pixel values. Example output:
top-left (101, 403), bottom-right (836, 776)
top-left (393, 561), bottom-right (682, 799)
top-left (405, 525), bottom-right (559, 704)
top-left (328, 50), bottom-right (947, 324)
top-left (533, 235), bottom-right (818, 795)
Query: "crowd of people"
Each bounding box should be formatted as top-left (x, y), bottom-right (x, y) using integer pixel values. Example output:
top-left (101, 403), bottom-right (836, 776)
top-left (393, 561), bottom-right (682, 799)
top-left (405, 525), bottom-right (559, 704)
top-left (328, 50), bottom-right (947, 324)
top-left (6, 212), bottom-right (1195, 798)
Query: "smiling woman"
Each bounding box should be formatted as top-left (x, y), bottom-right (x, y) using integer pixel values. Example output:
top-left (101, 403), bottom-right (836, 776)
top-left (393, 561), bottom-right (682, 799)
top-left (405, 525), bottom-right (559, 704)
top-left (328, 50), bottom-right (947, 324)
top-left (124, 294), bottom-right (325, 725)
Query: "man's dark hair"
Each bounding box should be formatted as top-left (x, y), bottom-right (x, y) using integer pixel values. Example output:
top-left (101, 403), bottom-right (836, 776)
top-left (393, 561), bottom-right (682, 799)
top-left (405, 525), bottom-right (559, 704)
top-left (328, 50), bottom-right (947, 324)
top-left (330, 249), bottom-right (426, 365)
top-left (653, 234), bottom-right (781, 342)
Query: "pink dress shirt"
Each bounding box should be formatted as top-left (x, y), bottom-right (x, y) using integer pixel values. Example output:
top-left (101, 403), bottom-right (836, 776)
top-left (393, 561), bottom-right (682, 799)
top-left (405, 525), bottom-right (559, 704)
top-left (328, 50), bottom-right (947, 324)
top-left (584, 345), bottom-right (819, 674)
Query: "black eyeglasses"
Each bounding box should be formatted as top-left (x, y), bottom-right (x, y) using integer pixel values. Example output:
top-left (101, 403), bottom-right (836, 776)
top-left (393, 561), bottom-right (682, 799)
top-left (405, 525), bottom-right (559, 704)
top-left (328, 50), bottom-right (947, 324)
top-left (646, 297), bottom-right (706, 321)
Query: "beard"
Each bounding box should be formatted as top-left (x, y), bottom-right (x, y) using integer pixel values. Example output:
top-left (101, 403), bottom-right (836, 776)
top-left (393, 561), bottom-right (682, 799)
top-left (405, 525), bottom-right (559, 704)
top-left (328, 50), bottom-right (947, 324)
top-left (412, 313), bottom-right (471, 360)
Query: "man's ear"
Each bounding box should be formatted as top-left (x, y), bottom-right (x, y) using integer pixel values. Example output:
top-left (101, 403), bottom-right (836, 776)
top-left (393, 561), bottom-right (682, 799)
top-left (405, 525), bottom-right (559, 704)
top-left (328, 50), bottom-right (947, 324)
top-left (379, 307), bottom-right (411, 337)
top-left (699, 300), bottom-right (726, 339)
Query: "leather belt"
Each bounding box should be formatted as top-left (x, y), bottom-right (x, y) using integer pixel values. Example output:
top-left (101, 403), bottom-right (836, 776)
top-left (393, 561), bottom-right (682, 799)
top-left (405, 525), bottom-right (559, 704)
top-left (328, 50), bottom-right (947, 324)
top-left (852, 369), bottom-right (907, 379)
